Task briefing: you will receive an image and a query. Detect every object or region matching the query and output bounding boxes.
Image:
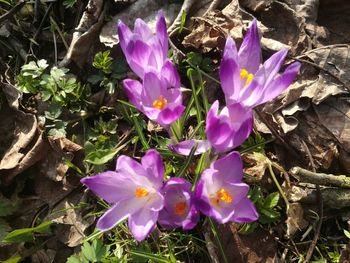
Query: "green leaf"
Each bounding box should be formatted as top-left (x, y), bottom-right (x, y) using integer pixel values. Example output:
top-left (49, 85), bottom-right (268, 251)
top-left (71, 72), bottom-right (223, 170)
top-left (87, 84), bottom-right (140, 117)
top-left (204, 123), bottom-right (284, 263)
top-left (85, 148), bottom-right (119, 165)
top-left (66, 255), bottom-right (81, 263)
top-left (263, 192), bottom-right (280, 209)
top-left (179, 10), bottom-right (186, 33)
top-left (344, 229), bottom-right (350, 239)
top-left (2, 221), bottom-right (52, 244)
top-left (260, 208), bottom-right (280, 219)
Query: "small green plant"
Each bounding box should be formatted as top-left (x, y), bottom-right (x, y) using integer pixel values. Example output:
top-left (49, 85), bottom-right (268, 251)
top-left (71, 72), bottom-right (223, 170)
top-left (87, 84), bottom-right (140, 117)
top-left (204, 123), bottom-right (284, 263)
top-left (16, 59), bottom-right (90, 136)
top-left (239, 187), bottom-right (281, 234)
top-left (88, 51), bottom-right (128, 94)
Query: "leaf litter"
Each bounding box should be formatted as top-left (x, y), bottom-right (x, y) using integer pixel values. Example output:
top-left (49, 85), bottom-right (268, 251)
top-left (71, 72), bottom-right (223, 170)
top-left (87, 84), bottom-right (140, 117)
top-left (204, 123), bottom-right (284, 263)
top-left (1, 0), bottom-right (350, 261)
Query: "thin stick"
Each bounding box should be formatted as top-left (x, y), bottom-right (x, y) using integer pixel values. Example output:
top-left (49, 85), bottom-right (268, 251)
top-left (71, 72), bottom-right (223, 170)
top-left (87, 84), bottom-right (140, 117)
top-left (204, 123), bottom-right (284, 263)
top-left (301, 141), bottom-right (323, 263)
top-left (290, 167), bottom-right (350, 188)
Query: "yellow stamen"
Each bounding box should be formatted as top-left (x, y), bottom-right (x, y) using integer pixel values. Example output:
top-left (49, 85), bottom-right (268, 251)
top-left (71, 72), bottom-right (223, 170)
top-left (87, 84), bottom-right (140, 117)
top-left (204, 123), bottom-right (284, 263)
top-left (174, 201), bottom-right (187, 216)
top-left (240, 69), bottom-right (254, 86)
top-left (135, 187), bottom-right (149, 198)
top-left (216, 188), bottom-right (233, 203)
top-left (153, 95), bottom-right (167, 110)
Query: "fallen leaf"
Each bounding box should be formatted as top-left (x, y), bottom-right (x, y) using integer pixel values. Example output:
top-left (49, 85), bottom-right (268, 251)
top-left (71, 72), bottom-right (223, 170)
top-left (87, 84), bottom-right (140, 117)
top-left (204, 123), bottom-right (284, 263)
top-left (60, 0), bottom-right (105, 68)
top-left (0, 82), bottom-right (48, 183)
top-left (218, 223), bottom-right (277, 263)
top-left (286, 203), bottom-right (309, 238)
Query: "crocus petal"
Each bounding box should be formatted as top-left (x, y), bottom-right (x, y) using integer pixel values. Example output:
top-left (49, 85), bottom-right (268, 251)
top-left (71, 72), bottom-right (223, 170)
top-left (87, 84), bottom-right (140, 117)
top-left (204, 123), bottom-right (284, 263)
top-left (169, 139), bottom-right (211, 156)
top-left (128, 208), bottom-right (158, 241)
top-left (220, 57), bottom-right (241, 104)
top-left (238, 19), bottom-right (261, 74)
top-left (211, 151), bottom-right (243, 182)
top-left (134, 18), bottom-right (153, 40)
top-left (81, 172), bottom-right (135, 203)
top-left (142, 71), bottom-right (163, 106)
top-left (223, 37), bottom-right (238, 61)
top-left (230, 198), bottom-right (259, 223)
top-left (117, 21), bottom-right (133, 55)
top-left (161, 60), bottom-right (180, 90)
top-left (156, 10), bottom-right (168, 58)
top-left (259, 62), bottom-right (301, 105)
top-left (206, 120), bottom-right (233, 152)
top-left (261, 48), bottom-right (288, 86)
top-left (141, 149), bottom-right (164, 189)
top-left (238, 72), bottom-right (266, 108)
top-left (97, 198), bottom-right (144, 231)
top-left (232, 114), bottom-right (253, 148)
top-left (123, 79), bottom-right (142, 110)
top-left (127, 40), bottom-right (152, 78)
top-left (157, 105), bottom-right (184, 126)
top-left (116, 155), bottom-right (150, 187)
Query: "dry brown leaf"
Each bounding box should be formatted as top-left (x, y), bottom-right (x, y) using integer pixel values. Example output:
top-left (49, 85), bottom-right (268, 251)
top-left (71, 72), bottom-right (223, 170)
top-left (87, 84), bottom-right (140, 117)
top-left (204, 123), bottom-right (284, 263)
top-left (182, 9), bottom-right (243, 53)
top-left (60, 0), bottom-right (105, 68)
top-left (286, 203), bottom-right (309, 238)
top-left (47, 191), bottom-right (93, 247)
top-left (40, 136), bottom-right (83, 182)
top-left (242, 152), bottom-right (269, 182)
top-left (218, 223), bottom-right (277, 263)
top-left (0, 83), bottom-right (48, 183)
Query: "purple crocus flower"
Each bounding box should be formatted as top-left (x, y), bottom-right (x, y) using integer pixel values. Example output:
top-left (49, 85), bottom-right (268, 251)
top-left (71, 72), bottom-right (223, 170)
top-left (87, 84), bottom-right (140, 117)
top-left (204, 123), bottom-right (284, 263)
top-left (170, 100), bottom-right (253, 155)
top-left (118, 10), bottom-right (168, 78)
top-left (123, 62), bottom-right (184, 127)
top-left (194, 151), bottom-right (258, 224)
top-left (220, 19), bottom-right (301, 108)
top-left (158, 178), bottom-right (199, 230)
top-left (80, 150), bottom-right (165, 241)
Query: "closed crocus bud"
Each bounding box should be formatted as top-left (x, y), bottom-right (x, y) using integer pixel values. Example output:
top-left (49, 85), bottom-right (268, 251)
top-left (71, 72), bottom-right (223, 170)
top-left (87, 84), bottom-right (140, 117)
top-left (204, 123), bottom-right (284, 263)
top-left (123, 63), bottom-right (184, 128)
top-left (117, 10), bottom-right (169, 79)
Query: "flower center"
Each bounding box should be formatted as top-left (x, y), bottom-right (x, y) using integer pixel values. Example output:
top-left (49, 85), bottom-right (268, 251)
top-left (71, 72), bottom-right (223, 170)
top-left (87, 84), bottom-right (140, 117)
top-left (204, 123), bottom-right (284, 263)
top-left (153, 95), bottom-right (167, 110)
top-left (216, 188), bottom-right (233, 203)
top-left (135, 187), bottom-right (149, 198)
top-left (240, 69), bottom-right (254, 86)
top-left (174, 201), bottom-right (187, 216)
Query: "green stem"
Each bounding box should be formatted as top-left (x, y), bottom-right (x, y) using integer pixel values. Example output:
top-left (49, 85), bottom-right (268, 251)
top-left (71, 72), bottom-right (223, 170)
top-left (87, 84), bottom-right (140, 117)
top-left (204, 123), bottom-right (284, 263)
top-left (268, 163), bottom-right (289, 209)
top-left (208, 218), bottom-right (228, 263)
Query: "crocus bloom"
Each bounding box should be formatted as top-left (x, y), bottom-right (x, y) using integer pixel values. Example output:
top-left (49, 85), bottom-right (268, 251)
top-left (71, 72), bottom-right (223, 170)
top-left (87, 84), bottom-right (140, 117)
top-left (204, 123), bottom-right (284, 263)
top-left (123, 62), bottom-right (184, 127)
top-left (118, 10), bottom-right (169, 78)
top-left (194, 151), bottom-right (258, 223)
top-left (158, 178), bottom-right (199, 230)
top-left (170, 100), bottom-right (253, 155)
top-left (220, 19), bottom-right (301, 108)
top-left (80, 150), bottom-right (165, 241)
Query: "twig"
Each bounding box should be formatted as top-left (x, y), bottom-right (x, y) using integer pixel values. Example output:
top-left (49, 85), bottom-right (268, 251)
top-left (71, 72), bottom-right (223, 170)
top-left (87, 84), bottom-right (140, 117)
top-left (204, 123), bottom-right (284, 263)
top-left (203, 0), bottom-right (223, 16)
top-left (301, 141), bottom-right (323, 263)
top-left (290, 167), bottom-right (350, 188)
top-left (254, 109), bottom-right (301, 160)
top-left (168, 0), bottom-right (196, 33)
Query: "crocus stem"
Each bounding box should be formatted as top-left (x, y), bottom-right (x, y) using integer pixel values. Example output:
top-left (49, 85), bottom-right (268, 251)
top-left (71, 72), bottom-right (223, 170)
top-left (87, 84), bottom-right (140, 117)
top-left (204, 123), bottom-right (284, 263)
top-left (177, 143), bottom-right (198, 178)
top-left (192, 152), bottom-right (206, 191)
top-left (187, 68), bottom-right (205, 138)
top-left (268, 163), bottom-right (289, 209)
top-left (196, 67), bottom-right (209, 114)
top-left (208, 218), bottom-right (229, 263)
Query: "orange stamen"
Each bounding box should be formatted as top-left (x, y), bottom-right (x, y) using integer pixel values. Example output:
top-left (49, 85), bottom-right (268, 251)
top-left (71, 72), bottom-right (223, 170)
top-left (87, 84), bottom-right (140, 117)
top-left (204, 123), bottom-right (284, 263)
top-left (153, 95), bottom-right (167, 110)
top-left (135, 187), bottom-right (149, 198)
top-left (174, 201), bottom-right (187, 216)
